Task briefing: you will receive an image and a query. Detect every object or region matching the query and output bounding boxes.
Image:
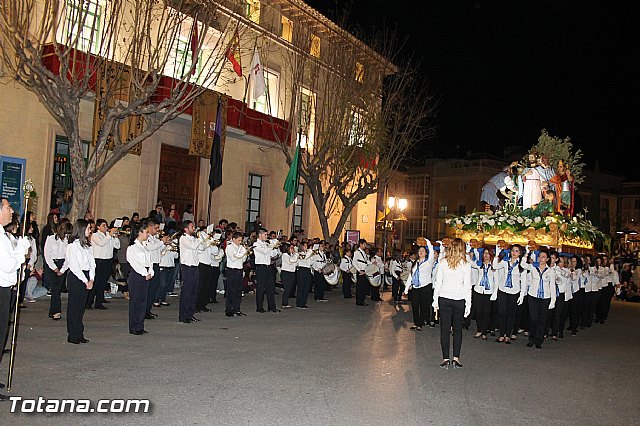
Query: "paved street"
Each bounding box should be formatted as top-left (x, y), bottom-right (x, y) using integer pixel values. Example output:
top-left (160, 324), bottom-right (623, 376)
top-left (1, 289), bottom-right (639, 425)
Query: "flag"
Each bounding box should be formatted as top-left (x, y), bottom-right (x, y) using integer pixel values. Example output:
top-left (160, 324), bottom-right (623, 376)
top-left (283, 143), bottom-right (300, 207)
top-left (190, 20), bottom-right (199, 75)
top-left (209, 98), bottom-right (224, 192)
top-left (376, 184), bottom-right (389, 222)
top-left (250, 48), bottom-right (266, 102)
top-left (225, 30), bottom-right (242, 77)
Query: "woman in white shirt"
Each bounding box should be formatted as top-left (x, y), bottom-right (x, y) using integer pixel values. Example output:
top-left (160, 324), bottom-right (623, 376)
top-left (65, 219), bottom-right (96, 344)
top-left (404, 240), bottom-right (436, 331)
top-left (126, 220), bottom-right (153, 335)
top-left (388, 250), bottom-right (404, 303)
top-left (433, 238), bottom-right (472, 368)
top-left (470, 249), bottom-right (496, 340)
top-left (584, 255), bottom-right (604, 327)
top-left (280, 243), bottom-right (299, 308)
top-left (339, 248), bottom-right (355, 299)
top-left (45, 222), bottom-right (72, 320)
top-left (567, 255), bottom-right (584, 336)
top-left (519, 249), bottom-right (556, 349)
top-left (492, 244), bottom-right (525, 343)
top-left (550, 253), bottom-right (572, 340)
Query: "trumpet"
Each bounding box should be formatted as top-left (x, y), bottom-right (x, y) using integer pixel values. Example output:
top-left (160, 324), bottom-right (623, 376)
top-left (162, 239), bottom-right (179, 254)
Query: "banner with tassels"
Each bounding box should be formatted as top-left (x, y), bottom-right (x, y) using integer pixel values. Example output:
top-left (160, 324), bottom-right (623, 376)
top-left (189, 91), bottom-right (227, 159)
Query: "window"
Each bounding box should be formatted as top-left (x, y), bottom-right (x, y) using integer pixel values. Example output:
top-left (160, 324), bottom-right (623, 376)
top-left (355, 61), bottom-right (364, 83)
top-left (281, 15), bottom-right (293, 42)
top-left (165, 35), bottom-right (202, 80)
top-left (251, 68), bottom-right (280, 117)
top-left (246, 174), bottom-right (263, 230)
top-left (458, 205), bottom-right (466, 215)
top-left (64, 0), bottom-right (102, 54)
top-left (310, 34), bottom-right (321, 57)
top-left (348, 108), bottom-right (365, 147)
top-left (293, 184), bottom-right (305, 230)
top-left (438, 205), bottom-right (448, 218)
top-left (298, 88), bottom-right (316, 150)
top-left (245, 0), bottom-right (260, 24)
top-left (52, 135), bottom-right (89, 212)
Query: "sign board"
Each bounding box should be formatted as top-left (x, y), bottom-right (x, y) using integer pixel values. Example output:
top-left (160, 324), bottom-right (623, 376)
top-left (345, 230), bottom-right (360, 247)
top-left (0, 156), bottom-right (26, 216)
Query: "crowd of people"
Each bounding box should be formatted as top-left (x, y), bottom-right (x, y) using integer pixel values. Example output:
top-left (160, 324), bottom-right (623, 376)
top-left (0, 195), bottom-right (633, 400)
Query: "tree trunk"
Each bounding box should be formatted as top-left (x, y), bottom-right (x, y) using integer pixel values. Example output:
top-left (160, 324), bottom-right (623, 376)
top-left (69, 179), bottom-right (93, 222)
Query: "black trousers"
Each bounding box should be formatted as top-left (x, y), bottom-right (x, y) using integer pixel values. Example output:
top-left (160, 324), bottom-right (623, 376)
top-left (410, 285), bottom-right (432, 327)
top-left (296, 268), bottom-right (312, 307)
top-left (342, 271), bottom-right (353, 298)
top-left (47, 259), bottom-right (66, 316)
top-left (355, 273), bottom-right (369, 305)
top-left (528, 297), bottom-right (551, 346)
top-left (196, 263), bottom-right (213, 311)
top-left (439, 297), bottom-right (465, 359)
top-left (179, 265), bottom-right (199, 322)
top-left (370, 281), bottom-right (382, 301)
top-left (87, 258), bottom-right (111, 308)
top-left (146, 263), bottom-right (160, 314)
top-left (128, 271), bottom-right (147, 333)
top-left (209, 266), bottom-right (221, 303)
top-left (256, 264), bottom-right (276, 310)
top-left (473, 291), bottom-right (492, 334)
top-left (0, 286), bottom-right (11, 363)
top-left (391, 277), bottom-right (404, 302)
top-left (551, 294), bottom-right (566, 337)
top-left (281, 270), bottom-right (296, 306)
top-left (497, 290), bottom-right (519, 337)
top-left (225, 268), bottom-right (243, 314)
top-left (67, 271), bottom-right (89, 340)
top-left (571, 289), bottom-right (584, 331)
top-left (600, 284), bottom-right (615, 321)
top-left (313, 270), bottom-right (326, 300)
top-left (583, 291), bottom-right (598, 327)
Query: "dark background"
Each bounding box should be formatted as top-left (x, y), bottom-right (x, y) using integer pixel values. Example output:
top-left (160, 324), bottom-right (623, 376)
top-left (306, 0), bottom-right (639, 178)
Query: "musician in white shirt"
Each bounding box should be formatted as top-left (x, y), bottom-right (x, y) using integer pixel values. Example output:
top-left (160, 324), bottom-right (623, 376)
top-left (127, 221), bottom-right (153, 335)
top-left (311, 241), bottom-right (329, 302)
top-left (209, 229), bottom-right (225, 304)
top-left (65, 219), bottom-right (96, 344)
top-left (155, 232), bottom-right (178, 306)
top-left (195, 228), bottom-right (216, 314)
top-left (352, 239), bottom-right (371, 306)
top-left (179, 220), bottom-right (201, 323)
top-left (254, 228), bottom-right (281, 312)
top-left (45, 222), bottom-right (72, 320)
top-left (296, 241), bottom-right (314, 309)
top-left (598, 255), bottom-right (616, 323)
top-left (370, 248), bottom-right (384, 302)
top-left (340, 248), bottom-right (355, 299)
top-left (224, 231), bottom-right (248, 316)
top-left (388, 250), bottom-right (404, 303)
top-left (280, 243), bottom-right (299, 308)
top-left (144, 219), bottom-right (164, 318)
top-left (88, 218), bottom-right (119, 310)
top-left (584, 256), bottom-right (604, 327)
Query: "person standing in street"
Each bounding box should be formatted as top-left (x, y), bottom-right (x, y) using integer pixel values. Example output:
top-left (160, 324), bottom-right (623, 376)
top-left (127, 220), bottom-right (153, 335)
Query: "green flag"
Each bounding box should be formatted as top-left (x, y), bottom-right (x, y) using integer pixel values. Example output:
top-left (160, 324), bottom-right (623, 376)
top-left (283, 143), bottom-right (300, 207)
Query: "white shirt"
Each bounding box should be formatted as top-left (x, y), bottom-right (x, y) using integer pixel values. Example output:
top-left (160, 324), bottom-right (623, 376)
top-left (553, 265), bottom-right (573, 301)
top-left (433, 258), bottom-right (472, 306)
top-left (179, 234), bottom-right (200, 266)
top-left (253, 239), bottom-right (279, 266)
top-left (352, 248), bottom-right (369, 273)
top-left (0, 225), bottom-right (27, 288)
top-left (25, 236), bottom-right (38, 269)
top-left (521, 263), bottom-right (557, 304)
top-left (281, 252), bottom-right (299, 273)
top-left (127, 240), bottom-right (154, 277)
top-left (211, 246), bottom-right (224, 267)
top-left (405, 254), bottom-right (436, 293)
top-left (225, 242), bottom-right (247, 269)
top-left (91, 231), bottom-right (120, 259)
top-left (492, 257), bottom-right (524, 294)
top-left (585, 266), bottom-right (602, 292)
top-left (388, 259), bottom-right (403, 280)
top-left (44, 235), bottom-right (69, 272)
top-left (159, 248), bottom-right (178, 268)
top-left (311, 250), bottom-right (328, 272)
top-left (145, 235), bottom-right (164, 264)
top-left (471, 262), bottom-right (496, 296)
top-left (66, 240), bottom-right (96, 284)
top-left (298, 249), bottom-right (314, 269)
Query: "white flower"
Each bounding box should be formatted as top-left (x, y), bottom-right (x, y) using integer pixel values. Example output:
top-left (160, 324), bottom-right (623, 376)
top-left (534, 217), bottom-right (541, 223)
top-left (507, 219), bottom-right (515, 225)
top-left (487, 219), bottom-right (495, 227)
top-left (524, 219), bottom-right (533, 226)
top-left (545, 216), bottom-right (554, 225)
top-left (516, 216), bottom-right (524, 223)
top-left (456, 219), bottom-right (463, 225)
top-left (464, 218), bottom-right (471, 225)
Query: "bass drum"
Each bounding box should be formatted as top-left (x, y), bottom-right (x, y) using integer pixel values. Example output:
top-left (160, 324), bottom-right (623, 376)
top-left (365, 263), bottom-right (381, 287)
top-left (324, 267), bottom-right (340, 286)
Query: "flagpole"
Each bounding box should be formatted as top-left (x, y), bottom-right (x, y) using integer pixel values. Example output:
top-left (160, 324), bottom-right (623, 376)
top-left (290, 130), bottom-right (302, 236)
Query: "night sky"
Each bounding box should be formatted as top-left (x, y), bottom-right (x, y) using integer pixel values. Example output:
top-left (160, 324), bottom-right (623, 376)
top-left (306, 0), bottom-right (639, 179)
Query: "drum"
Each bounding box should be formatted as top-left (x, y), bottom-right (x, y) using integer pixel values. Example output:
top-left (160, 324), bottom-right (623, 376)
top-left (365, 263), bottom-right (381, 287)
top-left (322, 263), bottom-right (336, 275)
top-left (324, 267), bottom-right (340, 286)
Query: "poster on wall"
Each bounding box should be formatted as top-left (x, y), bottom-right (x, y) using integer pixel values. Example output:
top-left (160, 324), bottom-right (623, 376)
top-left (0, 156), bottom-right (27, 216)
top-left (345, 230), bottom-right (360, 246)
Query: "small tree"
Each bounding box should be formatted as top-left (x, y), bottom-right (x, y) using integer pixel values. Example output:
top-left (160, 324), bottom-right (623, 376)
top-left (263, 23), bottom-right (436, 243)
top-left (0, 0), bottom-right (251, 220)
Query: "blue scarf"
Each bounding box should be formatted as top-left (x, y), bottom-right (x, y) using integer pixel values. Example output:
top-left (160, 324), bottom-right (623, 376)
top-left (535, 266), bottom-right (548, 299)
top-left (412, 259), bottom-right (427, 287)
top-left (505, 260), bottom-right (519, 288)
top-left (480, 263), bottom-right (491, 291)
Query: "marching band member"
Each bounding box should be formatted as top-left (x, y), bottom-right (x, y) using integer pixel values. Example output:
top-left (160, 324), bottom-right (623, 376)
top-left (65, 219), bottom-right (96, 344)
top-left (210, 230), bottom-right (225, 304)
top-left (433, 238), bottom-right (472, 368)
top-left (340, 248), bottom-right (355, 299)
top-left (144, 219), bottom-right (163, 319)
top-left (518, 249), bottom-right (556, 349)
top-left (178, 220), bottom-right (201, 323)
top-left (155, 232), bottom-right (178, 306)
top-left (225, 231), bottom-right (248, 316)
top-left (88, 219), bottom-right (119, 310)
top-left (550, 254), bottom-right (572, 340)
top-left (404, 239), bottom-right (436, 330)
top-left (603, 259), bottom-right (619, 322)
top-left (567, 255), bottom-right (584, 335)
top-left (254, 228), bottom-right (281, 312)
top-left (597, 255), bottom-right (615, 323)
top-left (280, 243), bottom-right (299, 308)
top-left (195, 227), bottom-right (216, 313)
top-left (583, 255), bottom-right (603, 328)
top-left (44, 221), bottom-right (72, 320)
top-left (470, 248), bottom-right (496, 340)
top-left (127, 220), bottom-right (153, 335)
top-left (388, 250), bottom-right (404, 303)
top-left (311, 241), bottom-right (328, 302)
top-left (296, 241), bottom-right (314, 309)
top-left (492, 244), bottom-right (525, 343)
top-left (370, 248), bottom-right (384, 302)
top-left (353, 239), bottom-right (370, 306)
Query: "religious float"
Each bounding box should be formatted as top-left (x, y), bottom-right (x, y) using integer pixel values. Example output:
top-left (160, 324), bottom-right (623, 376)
top-left (446, 130), bottom-right (605, 254)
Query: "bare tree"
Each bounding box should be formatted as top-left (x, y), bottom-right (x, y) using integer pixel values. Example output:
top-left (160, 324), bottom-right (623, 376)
top-left (0, 0), bottom-right (251, 220)
top-left (263, 21), bottom-right (436, 243)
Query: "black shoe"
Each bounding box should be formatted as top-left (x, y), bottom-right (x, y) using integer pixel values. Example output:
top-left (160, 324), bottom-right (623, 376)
top-left (140, 330), bottom-right (148, 334)
top-left (86, 306), bottom-right (93, 310)
top-left (439, 360), bottom-right (450, 368)
top-left (129, 330), bottom-right (143, 335)
top-left (344, 296), bottom-right (353, 299)
top-left (180, 319), bottom-right (193, 324)
top-left (571, 331), bottom-right (577, 336)
top-left (95, 306), bottom-right (108, 310)
top-left (201, 307), bottom-right (212, 312)
top-left (225, 312), bottom-right (234, 317)
top-left (429, 322), bottom-right (436, 328)
top-left (145, 314), bottom-right (155, 320)
top-left (103, 300), bottom-right (111, 304)
top-left (235, 312), bottom-right (247, 316)
top-left (80, 338), bottom-right (89, 343)
top-left (0, 393), bottom-right (10, 401)
top-left (160, 302), bottom-right (170, 306)
top-left (256, 308), bottom-right (266, 313)
top-left (0, 382), bottom-right (5, 389)
top-left (67, 337), bottom-right (82, 344)
top-left (356, 303), bottom-right (369, 306)
top-left (149, 312), bottom-right (158, 317)
top-left (526, 343), bottom-right (534, 347)
top-left (211, 300), bottom-right (219, 304)
top-left (451, 360), bottom-right (463, 368)
top-left (189, 317), bottom-right (201, 322)
top-left (536, 344), bottom-right (542, 349)
top-left (269, 309), bottom-right (281, 313)
top-left (296, 306), bottom-right (309, 309)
